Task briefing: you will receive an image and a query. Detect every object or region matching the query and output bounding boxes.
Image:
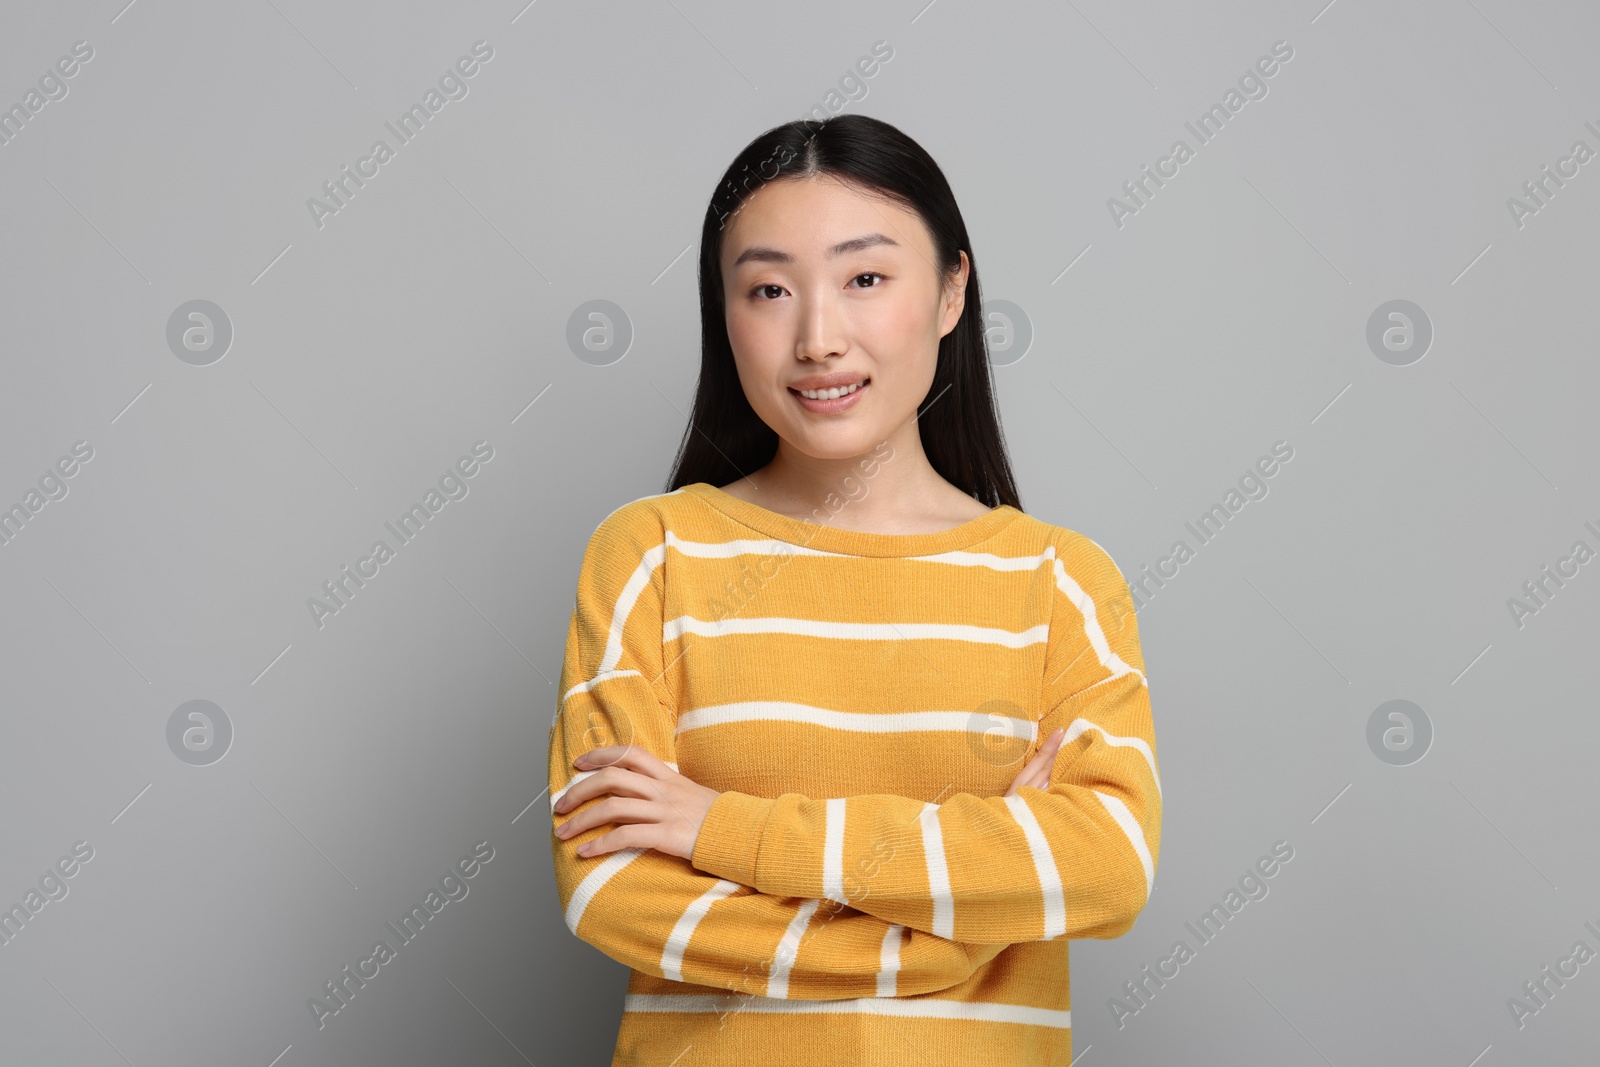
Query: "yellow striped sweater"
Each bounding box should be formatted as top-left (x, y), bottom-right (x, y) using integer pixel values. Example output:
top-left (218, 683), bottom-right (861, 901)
top-left (549, 482), bottom-right (1161, 1067)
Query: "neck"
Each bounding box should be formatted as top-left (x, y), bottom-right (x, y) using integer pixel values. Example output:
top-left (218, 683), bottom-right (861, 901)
top-left (741, 419), bottom-right (969, 528)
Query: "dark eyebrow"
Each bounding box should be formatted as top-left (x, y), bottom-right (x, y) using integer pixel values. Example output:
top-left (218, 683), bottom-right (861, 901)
top-left (731, 232), bottom-right (899, 268)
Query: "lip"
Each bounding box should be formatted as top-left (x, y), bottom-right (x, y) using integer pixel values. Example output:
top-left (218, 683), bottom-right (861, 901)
top-left (788, 371), bottom-right (870, 391)
top-left (789, 377), bottom-right (869, 414)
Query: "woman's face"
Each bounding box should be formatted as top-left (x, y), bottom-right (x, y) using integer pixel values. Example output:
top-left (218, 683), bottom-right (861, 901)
top-left (719, 174), bottom-right (968, 463)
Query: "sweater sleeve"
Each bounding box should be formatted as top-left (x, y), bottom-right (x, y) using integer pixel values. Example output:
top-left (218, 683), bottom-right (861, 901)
top-left (549, 507), bottom-right (1008, 999)
top-left (689, 531), bottom-right (1162, 945)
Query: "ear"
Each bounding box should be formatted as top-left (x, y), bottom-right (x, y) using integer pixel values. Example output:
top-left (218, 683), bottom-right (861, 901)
top-left (938, 250), bottom-right (970, 339)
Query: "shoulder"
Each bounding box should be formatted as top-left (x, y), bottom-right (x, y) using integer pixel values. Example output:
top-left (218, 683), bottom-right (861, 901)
top-left (1009, 517), bottom-right (1144, 678)
top-left (1010, 513), bottom-right (1138, 637)
top-left (570, 490), bottom-right (691, 604)
top-left (1008, 512), bottom-right (1128, 587)
top-left (578, 487), bottom-right (698, 570)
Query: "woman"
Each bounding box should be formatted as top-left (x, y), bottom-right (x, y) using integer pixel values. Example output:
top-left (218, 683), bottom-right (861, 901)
top-left (549, 114), bottom-right (1161, 1067)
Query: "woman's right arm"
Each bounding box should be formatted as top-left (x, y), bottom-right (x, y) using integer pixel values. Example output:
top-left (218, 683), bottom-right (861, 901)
top-left (548, 508), bottom-right (1006, 1000)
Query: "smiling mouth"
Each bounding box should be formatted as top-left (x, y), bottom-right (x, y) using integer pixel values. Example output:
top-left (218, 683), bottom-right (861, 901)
top-left (788, 377), bottom-right (870, 400)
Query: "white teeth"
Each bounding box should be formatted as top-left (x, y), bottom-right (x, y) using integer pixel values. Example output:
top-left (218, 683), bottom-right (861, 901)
top-left (798, 381), bottom-right (864, 400)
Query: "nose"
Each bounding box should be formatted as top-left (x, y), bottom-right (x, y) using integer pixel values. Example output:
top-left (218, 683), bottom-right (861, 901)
top-left (794, 289), bottom-right (848, 363)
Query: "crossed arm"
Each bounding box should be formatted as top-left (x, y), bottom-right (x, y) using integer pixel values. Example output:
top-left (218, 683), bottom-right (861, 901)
top-left (547, 517), bottom-right (1160, 999)
top-left (551, 684), bottom-right (1066, 1000)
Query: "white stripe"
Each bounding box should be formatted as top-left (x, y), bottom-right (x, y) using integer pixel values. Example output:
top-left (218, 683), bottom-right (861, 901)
top-left (766, 899), bottom-right (821, 998)
top-left (551, 768), bottom-right (599, 810)
top-left (664, 531), bottom-right (839, 560)
top-left (915, 547), bottom-right (1058, 570)
top-left (1002, 794), bottom-right (1067, 940)
top-left (822, 798), bottom-right (847, 904)
top-left (664, 615), bottom-right (1048, 649)
top-left (663, 531), bottom-right (1058, 572)
top-left (1064, 717), bottom-right (1162, 800)
top-left (556, 516), bottom-right (674, 718)
top-left (877, 924), bottom-right (904, 997)
top-left (660, 879), bottom-right (742, 982)
top-left (919, 802), bottom-right (954, 939)
top-left (1094, 790), bottom-right (1155, 900)
top-left (563, 846), bottom-right (648, 935)
top-left (623, 992), bottom-right (1070, 1029)
top-left (599, 543), bottom-right (668, 675)
top-left (1052, 554), bottom-right (1146, 688)
top-left (560, 667), bottom-right (643, 707)
top-left (555, 763), bottom-right (679, 935)
top-left (677, 703), bottom-right (1038, 739)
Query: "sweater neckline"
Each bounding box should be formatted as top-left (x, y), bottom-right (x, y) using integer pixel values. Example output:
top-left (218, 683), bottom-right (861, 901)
top-left (682, 482), bottom-right (1022, 558)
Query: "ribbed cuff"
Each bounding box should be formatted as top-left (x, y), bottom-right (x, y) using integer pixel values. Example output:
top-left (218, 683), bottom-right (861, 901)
top-left (690, 790), bottom-right (774, 886)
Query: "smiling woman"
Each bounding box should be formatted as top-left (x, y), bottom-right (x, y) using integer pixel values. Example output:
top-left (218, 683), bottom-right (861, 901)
top-left (547, 114), bottom-right (1161, 1067)
top-left (675, 115), bottom-right (1023, 530)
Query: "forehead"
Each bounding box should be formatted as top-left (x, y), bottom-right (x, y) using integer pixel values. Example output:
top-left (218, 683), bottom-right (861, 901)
top-left (721, 175), bottom-right (929, 268)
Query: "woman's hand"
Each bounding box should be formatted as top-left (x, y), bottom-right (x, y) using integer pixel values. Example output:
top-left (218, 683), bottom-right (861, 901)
top-left (1004, 726), bottom-right (1066, 796)
top-left (554, 726), bottom-right (1066, 861)
top-left (552, 745), bottom-right (721, 861)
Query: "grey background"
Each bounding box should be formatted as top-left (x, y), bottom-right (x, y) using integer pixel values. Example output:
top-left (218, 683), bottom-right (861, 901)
top-left (1, 0), bottom-right (1595, 1064)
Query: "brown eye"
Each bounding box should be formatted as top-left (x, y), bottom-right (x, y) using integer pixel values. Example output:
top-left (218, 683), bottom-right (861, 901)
top-left (851, 272), bottom-right (885, 289)
top-left (752, 284), bottom-right (786, 300)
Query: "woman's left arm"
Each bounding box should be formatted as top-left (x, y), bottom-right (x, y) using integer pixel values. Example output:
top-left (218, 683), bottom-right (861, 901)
top-left (686, 533), bottom-right (1162, 945)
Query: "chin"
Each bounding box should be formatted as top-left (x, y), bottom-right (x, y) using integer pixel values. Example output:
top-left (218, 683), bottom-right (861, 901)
top-left (786, 429), bottom-right (887, 460)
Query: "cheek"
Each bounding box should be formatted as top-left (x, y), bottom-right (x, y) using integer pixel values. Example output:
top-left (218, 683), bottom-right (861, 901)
top-left (859, 288), bottom-right (941, 350)
top-left (726, 316), bottom-right (765, 367)
top-left (725, 304), bottom-right (776, 360)
top-left (724, 303), bottom-right (749, 348)
top-left (724, 312), bottom-right (785, 408)
top-left (861, 301), bottom-right (941, 378)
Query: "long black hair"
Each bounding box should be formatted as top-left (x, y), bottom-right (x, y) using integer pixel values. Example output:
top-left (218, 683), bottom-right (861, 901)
top-left (663, 114), bottom-right (1023, 511)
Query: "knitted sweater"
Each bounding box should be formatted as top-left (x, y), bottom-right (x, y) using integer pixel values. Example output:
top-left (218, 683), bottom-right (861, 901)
top-left (548, 482), bottom-right (1161, 1067)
